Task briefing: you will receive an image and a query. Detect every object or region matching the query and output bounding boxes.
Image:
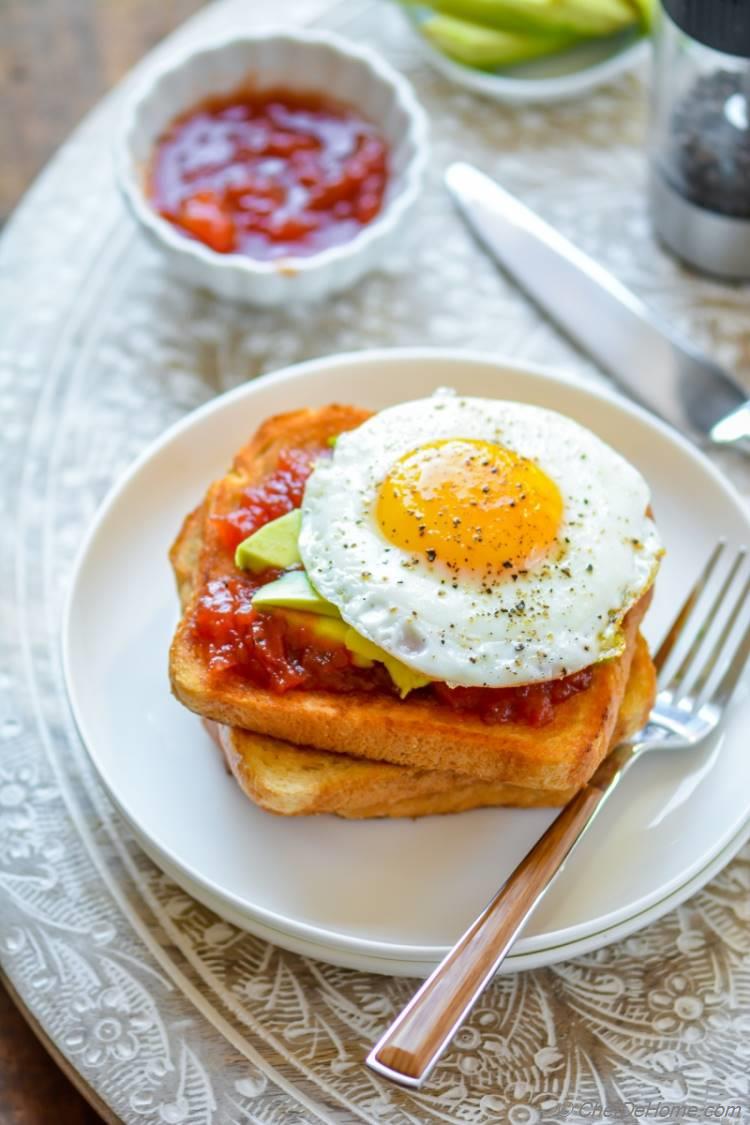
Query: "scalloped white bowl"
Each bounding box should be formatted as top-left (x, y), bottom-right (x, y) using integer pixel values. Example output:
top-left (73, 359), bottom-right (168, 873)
top-left (116, 30), bottom-right (428, 306)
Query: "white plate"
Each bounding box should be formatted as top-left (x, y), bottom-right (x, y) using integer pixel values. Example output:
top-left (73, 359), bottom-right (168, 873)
top-left (63, 349), bottom-right (750, 976)
top-left (399, 7), bottom-right (648, 105)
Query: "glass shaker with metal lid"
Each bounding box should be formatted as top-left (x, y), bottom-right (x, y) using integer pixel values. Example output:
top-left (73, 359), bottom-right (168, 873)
top-left (650, 0), bottom-right (750, 279)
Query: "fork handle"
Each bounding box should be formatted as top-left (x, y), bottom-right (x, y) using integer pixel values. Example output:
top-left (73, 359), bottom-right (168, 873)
top-left (366, 742), bottom-right (638, 1088)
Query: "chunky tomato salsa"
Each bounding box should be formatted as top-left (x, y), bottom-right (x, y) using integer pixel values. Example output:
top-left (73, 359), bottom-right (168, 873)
top-left (190, 439), bottom-right (594, 726)
top-left (149, 88), bottom-right (389, 259)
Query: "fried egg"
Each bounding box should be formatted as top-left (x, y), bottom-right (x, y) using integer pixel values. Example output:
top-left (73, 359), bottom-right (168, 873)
top-left (298, 394), bottom-right (662, 687)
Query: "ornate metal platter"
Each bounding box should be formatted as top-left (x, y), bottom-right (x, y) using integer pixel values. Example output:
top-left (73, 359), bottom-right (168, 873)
top-left (1, 1), bottom-right (749, 1121)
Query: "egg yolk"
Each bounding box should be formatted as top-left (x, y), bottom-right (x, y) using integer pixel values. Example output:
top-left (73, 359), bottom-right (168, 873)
top-left (376, 438), bottom-right (563, 576)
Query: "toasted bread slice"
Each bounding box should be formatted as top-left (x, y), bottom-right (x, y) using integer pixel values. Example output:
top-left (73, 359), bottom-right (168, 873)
top-left (207, 632), bottom-right (655, 817)
top-left (170, 405), bottom-right (655, 791)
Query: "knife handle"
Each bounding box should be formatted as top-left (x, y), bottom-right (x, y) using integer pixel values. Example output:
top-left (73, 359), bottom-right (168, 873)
top-left (366, 745), bottom-right (634, 1089)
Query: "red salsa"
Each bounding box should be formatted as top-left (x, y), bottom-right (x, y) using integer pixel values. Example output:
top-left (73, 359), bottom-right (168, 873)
top-left (149, 88), bottom-right (389, 259)
top-left (432, 670), bottom-right (593, 727)
top-left (211, 445), bottom-right (322, 555)
top-left (192, 573), bottom-right (593, 725)
top-left (191, 438), bottom-right (595, 726)
top-left (195, 575), bottom-right (393, 696)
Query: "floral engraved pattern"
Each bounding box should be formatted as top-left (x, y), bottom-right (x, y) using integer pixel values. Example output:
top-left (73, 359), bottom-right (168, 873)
top-left (647, 972), bottom-right (722, 1041)
top-left (64, 988), bottom-right (145, 1067)
top-left (0, 0), bottom-right (749, 1123)
top-left (0, 765), bottom-right (59, 866)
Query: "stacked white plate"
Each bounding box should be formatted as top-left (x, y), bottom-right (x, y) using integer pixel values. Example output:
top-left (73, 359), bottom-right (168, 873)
top-left (64, 351), bottom-right (750, 975)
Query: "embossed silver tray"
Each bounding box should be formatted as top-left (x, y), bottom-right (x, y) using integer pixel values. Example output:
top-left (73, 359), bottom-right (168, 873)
top-left (2, 1), bottom-right (749, 1121)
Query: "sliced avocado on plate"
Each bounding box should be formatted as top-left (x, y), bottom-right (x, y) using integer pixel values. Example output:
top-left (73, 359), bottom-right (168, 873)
top-left (251, 569), bottom-right (341, 617)
top-left (415, 0), bottom-right (636, 37)
top-left (421, 14), bottom-right (578, 68)
top-left (235, 509), bottom-right (302, 573)
top-left (252, 572), bottom-right (432, 696)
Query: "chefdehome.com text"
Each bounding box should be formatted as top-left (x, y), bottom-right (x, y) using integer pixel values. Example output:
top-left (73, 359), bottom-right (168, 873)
top-left (557, 1099), bottom-right (745, 1120)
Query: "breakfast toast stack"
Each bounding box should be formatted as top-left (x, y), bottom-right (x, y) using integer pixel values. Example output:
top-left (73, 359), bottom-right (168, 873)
top-left (169, 405), bottom-right (657, 818)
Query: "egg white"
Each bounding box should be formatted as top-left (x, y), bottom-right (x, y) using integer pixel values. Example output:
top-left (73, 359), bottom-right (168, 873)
top-left (298, 395), bottom-right (661, 688)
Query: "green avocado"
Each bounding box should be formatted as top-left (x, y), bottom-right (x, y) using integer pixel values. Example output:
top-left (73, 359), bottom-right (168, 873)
top-left (251, 571), bottom-right (433, 697)
top-left (251, 569), bottom-right (340, 617)
top-left (235, 509), bottom-right (302, 573)
top-left (630, 0), bottom-right (655, 30)
top-left (421, 15), bottom-right (578, 69)
top-left (258, 609), bottom-right (375, 669)
top-left (343, 628), bottom-right (432, 697)
top-left (414, 0), bottom-right (636, 37)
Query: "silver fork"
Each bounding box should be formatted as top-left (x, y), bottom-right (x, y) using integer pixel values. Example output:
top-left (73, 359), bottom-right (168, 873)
top-left (367, 541), bottom-right (750, 1090)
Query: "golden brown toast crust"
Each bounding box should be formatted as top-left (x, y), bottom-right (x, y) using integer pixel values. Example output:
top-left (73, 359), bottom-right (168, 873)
top-left (170, 404), bottom-right (371, 583)
top-left (209, 632), bottom-right (655, 817)
top-left (170, 405), bottom-right (655, 791)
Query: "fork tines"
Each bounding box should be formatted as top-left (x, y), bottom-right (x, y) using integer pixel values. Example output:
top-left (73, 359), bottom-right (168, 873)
top-left (656, 540), bottom-right (750, 710)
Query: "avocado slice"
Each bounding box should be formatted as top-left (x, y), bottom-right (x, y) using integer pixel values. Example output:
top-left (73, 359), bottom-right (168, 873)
top-left (413, 0), bottom-right (636, 36)
top-left (265, 607), bottom-right (351, 646)
top-left (628, 0), bottom-right (654, 30)
top-left (252, 573), bottom-right (433, 695)
top-left (235, 509), bottom-right (302, 573)
top-left (260, 609), bottom-right (376, 668)
top-left (251, 569), bottom-right (341, 617)
top-left (344, 628), bottom-right (432, 697)
top-left (421, 15), bottom-right (579, 69)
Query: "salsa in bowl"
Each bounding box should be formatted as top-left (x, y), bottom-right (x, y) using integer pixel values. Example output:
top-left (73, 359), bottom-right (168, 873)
top-left (117, 30), bottom-right (427, 305)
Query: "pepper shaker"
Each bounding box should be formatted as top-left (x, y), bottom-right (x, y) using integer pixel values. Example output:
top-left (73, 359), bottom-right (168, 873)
top-left (650, 0), bottom-right (750, 279)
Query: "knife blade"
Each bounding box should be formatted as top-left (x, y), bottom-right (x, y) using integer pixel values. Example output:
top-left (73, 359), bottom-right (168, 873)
top-left (445, 162), bottom-right (750, 457)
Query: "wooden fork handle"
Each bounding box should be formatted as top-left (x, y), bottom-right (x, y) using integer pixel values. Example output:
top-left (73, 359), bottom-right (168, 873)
top-left (366, 743), bottom-right (636, 1088)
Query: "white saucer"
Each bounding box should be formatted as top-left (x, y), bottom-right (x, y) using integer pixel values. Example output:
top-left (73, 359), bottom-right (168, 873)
top-left (63, 350), bottom-right (750, 975)
top-left (399, 7), bottom-right (648, 105)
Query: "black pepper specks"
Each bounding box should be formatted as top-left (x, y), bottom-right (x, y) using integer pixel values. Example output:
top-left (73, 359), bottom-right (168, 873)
top-left (667, 70), bottom-right (750, 219)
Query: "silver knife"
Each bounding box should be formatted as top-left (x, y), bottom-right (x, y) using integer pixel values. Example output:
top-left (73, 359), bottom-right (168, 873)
top-left (445, 162), bottom-right (750, 457)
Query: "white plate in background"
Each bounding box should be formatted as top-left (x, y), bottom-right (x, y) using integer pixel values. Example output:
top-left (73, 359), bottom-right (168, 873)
top-left (399, 7), bottom-right (648, 105)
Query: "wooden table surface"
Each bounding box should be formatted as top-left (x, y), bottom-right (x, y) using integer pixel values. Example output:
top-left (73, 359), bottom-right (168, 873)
top-left (0, 2), bottom-right (204, 1119)
top-left (0, 0), bottom-right (205, 224)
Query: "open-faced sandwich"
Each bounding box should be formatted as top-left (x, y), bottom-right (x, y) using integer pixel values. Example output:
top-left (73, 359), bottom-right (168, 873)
top-left (169, 393), bottom-right (662, 817)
